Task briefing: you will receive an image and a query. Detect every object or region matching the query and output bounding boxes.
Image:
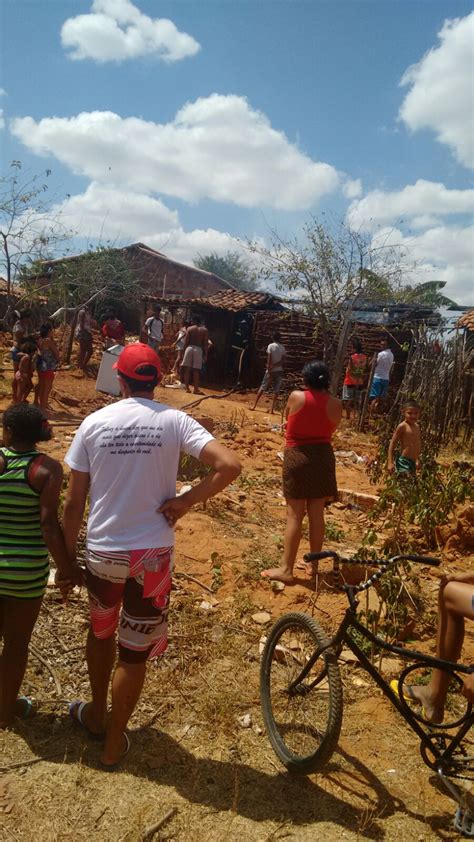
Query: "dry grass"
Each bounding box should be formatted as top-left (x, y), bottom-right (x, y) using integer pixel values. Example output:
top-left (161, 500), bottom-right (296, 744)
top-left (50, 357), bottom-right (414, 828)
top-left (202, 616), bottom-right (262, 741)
top-left (0, 582), bottom-right (461, 842)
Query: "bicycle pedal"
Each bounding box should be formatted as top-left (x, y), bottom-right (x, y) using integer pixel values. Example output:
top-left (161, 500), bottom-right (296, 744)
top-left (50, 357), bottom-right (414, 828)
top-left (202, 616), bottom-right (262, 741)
top-left (454, 807), bottom-right (474, 838)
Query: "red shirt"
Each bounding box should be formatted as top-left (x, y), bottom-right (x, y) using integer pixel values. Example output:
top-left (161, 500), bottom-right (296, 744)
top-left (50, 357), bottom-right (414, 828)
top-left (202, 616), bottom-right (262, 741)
top-left (102, 319), bottom-right (125, 343)
top-left (344, 353), bottom-right (367, 386)
top-left (286, 390), bottom-right (336, 447)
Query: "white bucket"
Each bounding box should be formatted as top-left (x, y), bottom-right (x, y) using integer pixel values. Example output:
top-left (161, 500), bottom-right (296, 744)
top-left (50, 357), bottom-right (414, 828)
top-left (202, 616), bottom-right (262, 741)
top-left (95, 344), bottom-right (124, 396)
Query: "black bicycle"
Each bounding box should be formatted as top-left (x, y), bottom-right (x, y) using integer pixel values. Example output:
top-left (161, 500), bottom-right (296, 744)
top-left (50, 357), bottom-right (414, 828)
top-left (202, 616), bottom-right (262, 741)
top-left (260, 551), bottom-right (474, 837)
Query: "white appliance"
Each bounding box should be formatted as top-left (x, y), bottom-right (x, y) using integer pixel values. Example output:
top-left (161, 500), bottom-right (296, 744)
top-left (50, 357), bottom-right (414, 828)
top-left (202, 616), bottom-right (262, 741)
top-left (95, 344), bottom-right (124, 396)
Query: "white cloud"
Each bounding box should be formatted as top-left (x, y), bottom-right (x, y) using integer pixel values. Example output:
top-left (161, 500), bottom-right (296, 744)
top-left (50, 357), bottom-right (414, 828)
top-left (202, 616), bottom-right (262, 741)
top-left (61, 0), bottom-right (201, 63)
top-left (11, 95), bottom-right (340, 210)
top-left (0, 88), bottom-right (6, 97)
top-left (343, 178), bottom-right (362, 199)
top-left (371, 224), bottom-right (474, 304)
top-left (347, 179), bottom-right (474, 230)
top-left (399, 12), bottom-right (474, 169)
top-left (0, 110), bottom-right (4, 131)
top-left (56, 182), bottom-right (179, 241)
top-left (54, 182), bottom-right (246, 266)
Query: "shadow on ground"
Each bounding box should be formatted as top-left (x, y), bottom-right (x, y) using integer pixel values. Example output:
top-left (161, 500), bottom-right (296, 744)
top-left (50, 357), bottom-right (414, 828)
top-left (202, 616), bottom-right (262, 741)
top-left (9, 713), bottom-right (454, 840)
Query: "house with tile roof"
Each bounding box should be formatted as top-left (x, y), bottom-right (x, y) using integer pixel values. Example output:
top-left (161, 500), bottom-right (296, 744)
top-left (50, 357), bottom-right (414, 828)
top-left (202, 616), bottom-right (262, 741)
top-left (34, 242), bottom-right (235, 300)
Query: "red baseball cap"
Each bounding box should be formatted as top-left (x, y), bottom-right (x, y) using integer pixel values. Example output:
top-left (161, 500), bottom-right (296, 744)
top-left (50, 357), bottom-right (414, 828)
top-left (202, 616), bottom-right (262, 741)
top-left (113, 343), bottom-right (161, 381)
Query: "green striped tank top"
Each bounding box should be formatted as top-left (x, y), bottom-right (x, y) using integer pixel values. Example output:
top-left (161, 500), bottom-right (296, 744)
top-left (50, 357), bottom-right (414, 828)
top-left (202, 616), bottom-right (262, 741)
top-left (0, 447), bottom-right (49, 599)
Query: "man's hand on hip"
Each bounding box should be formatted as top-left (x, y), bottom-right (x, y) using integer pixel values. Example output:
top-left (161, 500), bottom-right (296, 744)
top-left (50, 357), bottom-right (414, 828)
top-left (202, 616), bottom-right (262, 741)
top-left (158, 496), bottom-right (192, 526)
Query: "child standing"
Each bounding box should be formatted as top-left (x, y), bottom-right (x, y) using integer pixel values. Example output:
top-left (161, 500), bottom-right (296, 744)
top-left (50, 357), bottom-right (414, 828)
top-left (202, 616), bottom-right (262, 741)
top-left (387, 400), bottom-right (421, 474)
top-left (0, 405), bottom-right (81, 727)
top-left (11, 310), bottom-right (33, 402)
top-left (15, 340), bottom-right (37, 404)
top-left (36, 323), bottom-right (60, 413)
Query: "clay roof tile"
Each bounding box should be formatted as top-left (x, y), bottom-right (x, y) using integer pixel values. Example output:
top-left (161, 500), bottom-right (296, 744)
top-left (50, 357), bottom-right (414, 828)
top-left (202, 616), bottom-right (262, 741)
top-left (456, 309), bottom-right (474, 331)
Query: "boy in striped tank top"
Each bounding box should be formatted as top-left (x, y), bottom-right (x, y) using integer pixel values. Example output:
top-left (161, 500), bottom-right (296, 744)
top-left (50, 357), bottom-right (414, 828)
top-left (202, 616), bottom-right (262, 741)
top-left (0, 404), bottom-right (81, 728)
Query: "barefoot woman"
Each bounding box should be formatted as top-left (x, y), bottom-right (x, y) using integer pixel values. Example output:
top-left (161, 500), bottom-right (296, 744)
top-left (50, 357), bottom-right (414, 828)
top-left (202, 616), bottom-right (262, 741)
top-left (262, 361), bottom-right (342, 583)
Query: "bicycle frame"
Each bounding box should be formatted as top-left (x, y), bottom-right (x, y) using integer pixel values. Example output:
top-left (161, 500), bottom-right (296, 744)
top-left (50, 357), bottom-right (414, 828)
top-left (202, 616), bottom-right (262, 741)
top-left (289, 604), bottom-right (473, 809)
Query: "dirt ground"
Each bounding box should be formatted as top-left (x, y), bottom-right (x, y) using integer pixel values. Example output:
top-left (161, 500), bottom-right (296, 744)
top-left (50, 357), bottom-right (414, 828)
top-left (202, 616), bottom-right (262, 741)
top-left (0, 354), bottom-right (473, 842)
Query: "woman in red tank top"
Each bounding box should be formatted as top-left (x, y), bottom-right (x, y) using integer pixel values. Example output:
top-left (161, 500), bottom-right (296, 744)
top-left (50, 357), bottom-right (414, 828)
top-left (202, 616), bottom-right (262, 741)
top-left (261, 360), bottom-right (342, 584)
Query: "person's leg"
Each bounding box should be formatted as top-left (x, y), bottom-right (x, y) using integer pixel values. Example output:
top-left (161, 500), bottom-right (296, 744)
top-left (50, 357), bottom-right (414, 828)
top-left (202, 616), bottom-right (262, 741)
top-left (270, 376), bottom-right (281, 414)
top-left (12, 359), bottom-right (19, 402)
top-left (72, 564), bottom-right (124, 734)
top-left (303, 498), bottom-right (326, 575)
top-left (183, 366), bottom-right (191, 392)
top-left (101, 559), bottom-right (172, 766)
top-left (307, 498), bottom-right (326, 553)
top-left (251, 388), bottom-right (264, 410)
top-left (407, 581), bottom-right (474, 722)
top-left (192, 366), bottom-right (203, 394)
top-left (261, 498), bottom-right (306, 582)
top-left (77, 339), bottom-right (86, 370)
top-left (0, 596), bottom-right (43, 727)
top-left (22, 379), bottom-right (33, 403)
top-left (41, 376), bottom-right (54, 413)
top-left (83, 337), bottom-right (93, 369)
top-left (251, 372), bottom-right (268, 410)
top-left (101, 660), bottom-right (146, 765)
top-left (80, 629), bottom-right (116, 733)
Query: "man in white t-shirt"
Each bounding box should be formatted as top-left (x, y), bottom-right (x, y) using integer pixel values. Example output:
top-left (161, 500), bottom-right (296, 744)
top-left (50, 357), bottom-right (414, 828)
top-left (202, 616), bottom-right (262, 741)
top-left (143, 305), bottom-right (164, 352)
top-left (251, 331), bottom-right (286, 414)
top-left (369, 337), bottom-right (395, 412)
top-left (63, 343), bottom-right (240, 768)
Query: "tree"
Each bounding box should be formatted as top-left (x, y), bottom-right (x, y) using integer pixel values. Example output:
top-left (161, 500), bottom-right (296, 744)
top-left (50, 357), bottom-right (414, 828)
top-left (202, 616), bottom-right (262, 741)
top-left (27, 246), bottom-right (142, 319)
top-left (395, 280), bottom-right (458, 308)
top-left (23, 247), bottom-right (143, 362)
top-left (0, 161), bottom-right (71, 297)
top-left (248, 218), bottom-right (407, 360)
top-left (194, 251), bottom-right (260, 291)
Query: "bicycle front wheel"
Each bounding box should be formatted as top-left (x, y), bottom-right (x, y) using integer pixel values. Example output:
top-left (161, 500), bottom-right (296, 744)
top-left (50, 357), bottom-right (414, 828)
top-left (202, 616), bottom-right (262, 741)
top-left (260, 611), bottom-right (343, 774)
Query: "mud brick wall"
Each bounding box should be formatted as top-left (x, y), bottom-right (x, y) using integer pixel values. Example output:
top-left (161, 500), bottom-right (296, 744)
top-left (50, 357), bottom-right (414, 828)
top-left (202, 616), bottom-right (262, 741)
top-left (127, 250), bottom-right (228, 298)
top-left (249, 310), bottom-right (411, 392)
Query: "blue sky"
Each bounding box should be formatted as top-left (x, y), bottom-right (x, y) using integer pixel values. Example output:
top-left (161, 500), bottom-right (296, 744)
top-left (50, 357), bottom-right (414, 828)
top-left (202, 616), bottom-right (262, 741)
top-left (1, 0), bottom-right (473, 301)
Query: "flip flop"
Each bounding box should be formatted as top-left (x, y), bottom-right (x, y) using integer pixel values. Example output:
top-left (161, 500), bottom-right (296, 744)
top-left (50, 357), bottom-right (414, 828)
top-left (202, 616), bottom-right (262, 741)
top-left (16, 696), bottom-right (33, 720)
top-left (69, 701), bottom-right (106, 741)
top-left (99, 732), bottom-right (131, 772)
top-left (389, 680), bottom-right (428, 719)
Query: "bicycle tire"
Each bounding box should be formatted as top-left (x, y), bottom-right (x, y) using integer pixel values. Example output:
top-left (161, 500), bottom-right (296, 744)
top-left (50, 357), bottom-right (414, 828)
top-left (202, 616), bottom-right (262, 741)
top-left (260, 611), bottom-right (343, 774)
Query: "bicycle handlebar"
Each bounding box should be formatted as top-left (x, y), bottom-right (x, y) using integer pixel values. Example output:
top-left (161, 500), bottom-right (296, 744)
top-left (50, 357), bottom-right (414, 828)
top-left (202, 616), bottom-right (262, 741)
top-left (302, 551), bottom-right (440, 609)
top-left (304, 551), bottom-right (440, 567)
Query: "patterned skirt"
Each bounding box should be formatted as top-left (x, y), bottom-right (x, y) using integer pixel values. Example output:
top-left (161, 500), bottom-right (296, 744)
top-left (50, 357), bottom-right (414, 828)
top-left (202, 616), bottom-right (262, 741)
top-left (282, 443), bottom-right (337, 501)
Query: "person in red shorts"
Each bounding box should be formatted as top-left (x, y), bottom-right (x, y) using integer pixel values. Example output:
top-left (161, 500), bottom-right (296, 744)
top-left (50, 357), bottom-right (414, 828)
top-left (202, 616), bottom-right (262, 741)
top-left (63, 343), bottom-right (240, 769)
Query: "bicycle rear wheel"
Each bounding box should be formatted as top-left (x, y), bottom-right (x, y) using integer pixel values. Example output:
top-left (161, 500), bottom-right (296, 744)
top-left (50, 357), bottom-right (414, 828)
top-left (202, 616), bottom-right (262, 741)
top-left (260, 611), bottom-right (343, 774)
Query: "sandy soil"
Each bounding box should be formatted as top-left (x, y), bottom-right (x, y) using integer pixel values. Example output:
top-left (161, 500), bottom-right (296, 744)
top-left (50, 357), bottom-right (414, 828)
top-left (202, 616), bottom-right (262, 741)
top-left (0, 354), bottom-right (472, 842)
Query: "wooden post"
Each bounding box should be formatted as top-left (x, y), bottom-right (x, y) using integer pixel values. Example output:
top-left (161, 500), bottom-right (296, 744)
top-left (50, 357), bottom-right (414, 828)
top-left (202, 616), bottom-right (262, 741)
top-left (330, 307), bottom-right (353, 396)
top-left (358, 354), bottom-right (377, 432)
top-left (64, 308), bottom-right (79, 364)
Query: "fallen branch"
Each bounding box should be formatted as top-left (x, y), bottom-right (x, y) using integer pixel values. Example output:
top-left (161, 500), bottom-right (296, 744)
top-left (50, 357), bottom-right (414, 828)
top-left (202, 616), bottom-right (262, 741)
top-left (29, 645), bottom-right (62, 697)
top-left (173, 572), bottom-right (213, 594)
top-left (181, 388), bottom-right (237, 410)
top-left (142, 807), bottom-right (178, 839)
top-left (0, 751), bottom-right (64, 773)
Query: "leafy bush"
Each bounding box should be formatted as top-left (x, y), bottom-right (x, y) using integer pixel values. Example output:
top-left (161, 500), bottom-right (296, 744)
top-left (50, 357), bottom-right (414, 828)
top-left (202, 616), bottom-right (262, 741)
top-left (370, 459), bottom-right (472, 547)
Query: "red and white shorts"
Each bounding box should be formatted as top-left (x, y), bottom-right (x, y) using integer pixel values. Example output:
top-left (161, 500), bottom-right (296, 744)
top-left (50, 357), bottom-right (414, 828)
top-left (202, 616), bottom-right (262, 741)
top-left (85, 546), bottom-right (173, 663)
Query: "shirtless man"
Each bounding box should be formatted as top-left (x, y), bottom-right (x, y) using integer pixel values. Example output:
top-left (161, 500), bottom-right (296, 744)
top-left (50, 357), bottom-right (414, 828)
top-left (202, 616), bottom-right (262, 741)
top-left (182, 316), bottom-right (208, 395)
top-left (75, 305), bottom-right (94, 372)
top-left (387, 400), bottom-right (421, 474)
